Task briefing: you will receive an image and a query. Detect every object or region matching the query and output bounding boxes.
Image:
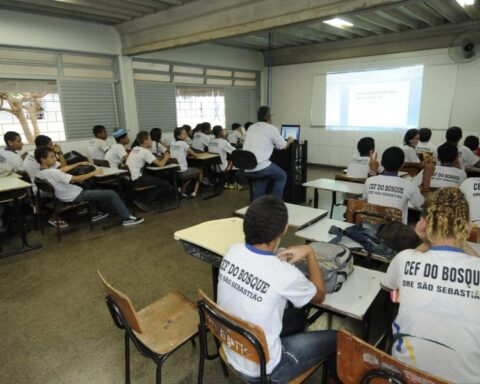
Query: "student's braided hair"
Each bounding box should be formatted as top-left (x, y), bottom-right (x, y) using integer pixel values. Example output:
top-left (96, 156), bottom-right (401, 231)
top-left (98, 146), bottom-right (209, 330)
top-left (423, 188), bottom-right (470, 246)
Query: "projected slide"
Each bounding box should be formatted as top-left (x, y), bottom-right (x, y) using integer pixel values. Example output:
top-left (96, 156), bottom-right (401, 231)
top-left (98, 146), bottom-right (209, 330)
top-left (325, 66), bottom-right (423, 130)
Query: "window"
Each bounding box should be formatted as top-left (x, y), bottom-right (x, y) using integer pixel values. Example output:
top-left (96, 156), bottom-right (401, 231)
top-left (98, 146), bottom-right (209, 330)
top-left (0, 80), bottom-right (65, 144)
top-left (175, 87), bottom-right (225, 128)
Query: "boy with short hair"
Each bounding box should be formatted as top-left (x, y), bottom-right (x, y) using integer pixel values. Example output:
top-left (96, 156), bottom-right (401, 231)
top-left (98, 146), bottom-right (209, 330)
top-left (23, 134), bottom-right (66, 183)
top-left (35, 147), bottom-right (143, 227)
top-left (416, 127), bottom-right (437, 155)
top-left (87, 125), bottom-right (110, 161)
top-left (464, 135), bottom-right (480, 157)
top-left (445, 126), bottom-right (480, 168)
top-left (365, 147), bottom-right (431, 223)
top-left (217, 196), bottom-right (337, 382)
top-left (0, 131), bottom-right (24, 171)
top-left (126, 131), bottom-right (171, 211)
top-left (227, 123), bottom-right (244, 146)
top-left (105, 128), bottom-right (129, 169)
top-left (413, 142), bottom-right (466, 189)
top-left (346, 137), bottom-right (381, 178)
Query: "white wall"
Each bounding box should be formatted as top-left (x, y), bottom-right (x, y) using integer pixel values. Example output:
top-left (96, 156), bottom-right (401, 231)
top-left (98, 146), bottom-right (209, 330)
top-left (271, 48), bottom-right (480, 166)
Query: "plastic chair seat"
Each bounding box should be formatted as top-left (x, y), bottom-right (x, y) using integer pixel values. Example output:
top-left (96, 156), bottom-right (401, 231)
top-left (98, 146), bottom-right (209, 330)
top-left (133, 290), bottom-right (199, 355)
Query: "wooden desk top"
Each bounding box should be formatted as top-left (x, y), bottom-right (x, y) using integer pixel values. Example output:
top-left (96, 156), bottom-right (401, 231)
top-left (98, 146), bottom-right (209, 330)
top-left (303, 178), bottom-right (365, 195)
top-left (174, 218), bottom-right (244, 256)
top-left (189, 153), bottom-right (220, 160)
top-left (236, 203), bottom-right (327, 229)
top-left (94, 167), bottom-right (128, 178)
top-left (0, 176), bottom-right (31, 192)
top-left (146, 163), bottom-right (180, 171)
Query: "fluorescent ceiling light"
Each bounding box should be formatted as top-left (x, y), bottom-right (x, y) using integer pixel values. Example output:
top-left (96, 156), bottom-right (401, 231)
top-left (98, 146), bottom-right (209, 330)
top-left (456, 0), bottom-right (475, 6)
top-left (323, 18), bottom-right (354, 28)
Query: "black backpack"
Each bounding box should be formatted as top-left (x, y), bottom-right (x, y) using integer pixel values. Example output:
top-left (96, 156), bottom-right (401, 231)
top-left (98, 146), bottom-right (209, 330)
top-left (64, 151), bottom-right (88, 165)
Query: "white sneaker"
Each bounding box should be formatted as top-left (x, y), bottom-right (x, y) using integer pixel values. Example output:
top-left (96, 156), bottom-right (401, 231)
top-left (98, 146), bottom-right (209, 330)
top-left (48, 218), bottom-right (69, 228)
top-left (122, 216), bottom-right (144, 226)
top-left (91, 212), bottom-right (109, 222)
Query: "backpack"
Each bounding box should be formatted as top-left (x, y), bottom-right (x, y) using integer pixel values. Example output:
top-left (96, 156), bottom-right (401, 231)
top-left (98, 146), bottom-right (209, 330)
top-left (64, 151), bottom-right (88, 165)
top-left (67, 165), bottom-right (96, 176)
top-left (298, 242), bottom-right (354, 293)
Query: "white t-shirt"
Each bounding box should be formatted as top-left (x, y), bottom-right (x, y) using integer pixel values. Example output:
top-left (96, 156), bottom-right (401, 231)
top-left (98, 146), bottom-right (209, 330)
top-left (227, 130), bottom-right (243, 145)
top-left (150, 141), bottom-right (166, 156)
top-left (125, 146), bottom-right (156, 181)
top-left (402, 145), bottom-right (420, 163)
top-left (364, 175), bottom-right (424, 223)
top-left (87, 138), bottom-right (110, 161)
top-left (0, 147), bottom-right (23, 171)
top-left (460, 177), bottom-right (480, 223)
top-left (217, 243), bottom-right (316, 377)
top-left (415, 141), bottom-right (437, 155)
top-left (169, 140), bottom-right (190, 172)
top-left (383, 247), bottom-right (480, 383)
top-left (23, 150), bottom-right (60, 194)
top-left (37, 167), bottom-right (82, 202)
top-left (413, 165), bottom-right (466, 189)
top-left (191, 132), bottom-right (210, 152)
top-left (208, 138), bottom-right (235, 171)
top-left (105, 144), bottom-right (127, 169)
top-left (243, 122), bottom-right (287, 172)
top-left (458, 145), bottom-right (480, 169)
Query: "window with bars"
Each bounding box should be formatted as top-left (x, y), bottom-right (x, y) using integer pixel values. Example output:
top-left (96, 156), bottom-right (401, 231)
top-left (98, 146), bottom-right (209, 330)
top-left (175, 87), bottom-right (225, 128)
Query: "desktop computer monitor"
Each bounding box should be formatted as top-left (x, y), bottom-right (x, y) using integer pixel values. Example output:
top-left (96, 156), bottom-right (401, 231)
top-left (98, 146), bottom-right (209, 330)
top-left (281, 125), bottom-right (300, 141)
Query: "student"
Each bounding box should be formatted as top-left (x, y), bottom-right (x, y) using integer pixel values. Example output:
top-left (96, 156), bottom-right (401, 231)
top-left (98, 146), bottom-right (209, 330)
top-left (126, 131), bottom-right (171, 210)
top-left (23, 135), bottom-right (67, 183)
top-left (87, 125), bottom-right (110, 161)
top-left (346, 137), bottom-right (381, 178)
top-left (244, 121), bottom-right (253, 132)
top-left (0, 131), bottom-right (24, 171)
top-left (169, 127), bottom-right (203, 198)
top-left (227, 123), bottom-right (244, 145)
top-left (182, 124), bottom-right (193, 145)
top-left (464, 135), bottom-right (480, 157)
top-left (217, 196), bottom-right (337, 382)
top-left (105, 128), bottom-right (129, 169)
top-left (243, 106), bottom-right (292, 199)
top-left (402, 128), bottom-right (420, 163)
top-left (445, 126), bottom-right (480, 168)
top-left (365, 147), bottom-right (430, 224)
top-left (149, 128), bottom-right (167, 156)
top-left (460, 177), bottom-right (480, 224)
top-left (382, 188), bottom-right (480, 383)
top-left (191, 122), bottom-right (211, 152)
top-left (35, 147), bottom-right (143, 227)
top-left (208, 125), bottom-right (237, 188)
top-left (415, 127), bottom-right (437, 155)
top-left (413, 142), bottom-right (466, 189)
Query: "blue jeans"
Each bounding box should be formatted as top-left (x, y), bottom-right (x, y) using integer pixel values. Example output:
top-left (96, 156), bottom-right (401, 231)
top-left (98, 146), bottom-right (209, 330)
top-left (247, 163), bottom-right (287, 200)
top-left (239, 330), bottom-right (337, 383)
top-left (74, 189), bottom-right (130, 220)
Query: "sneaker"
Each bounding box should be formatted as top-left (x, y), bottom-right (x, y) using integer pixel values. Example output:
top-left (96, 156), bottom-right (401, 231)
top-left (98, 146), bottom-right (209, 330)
top-left (91, 212), bottom-right (109, 222)
top-left (133, 200), bottom-right (151, 213)
top-left (223, 183), bottom-right (235, 189)
top-left (122, 216), bottom-right (144, 226)
top-left (77, 207), bottom-right (88, 215)
top-left (235, 183), bottom-right (244, 191)
top-left (48, 218), bottom-right (69, 228)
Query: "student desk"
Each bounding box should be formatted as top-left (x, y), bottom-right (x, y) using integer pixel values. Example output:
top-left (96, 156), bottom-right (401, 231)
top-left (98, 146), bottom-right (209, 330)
top-left (187, 153), bottom-right (222, 200)
top-left (146, 163), bottom-right (181, 211)
top-left (295, 218), bottom-right (392, 264)
top-left (94, 167), bottom-right (128, 178)
top-left (303, 178), bottom-right (365, 218)
top-left (235, 203), bottom-right (328, 229)
top-left (0, 176), bottom-right (42, 258)
top-left (174, 217), bottom-right (385, 341)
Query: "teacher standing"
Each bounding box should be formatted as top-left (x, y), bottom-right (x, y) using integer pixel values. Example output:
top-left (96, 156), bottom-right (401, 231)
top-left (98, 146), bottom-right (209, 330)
top-left (243, 106), bottom-right (293, 199)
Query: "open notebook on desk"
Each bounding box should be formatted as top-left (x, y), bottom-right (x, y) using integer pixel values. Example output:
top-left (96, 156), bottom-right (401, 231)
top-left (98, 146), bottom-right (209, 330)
top-left (174, 218), bottom-right (244, 256)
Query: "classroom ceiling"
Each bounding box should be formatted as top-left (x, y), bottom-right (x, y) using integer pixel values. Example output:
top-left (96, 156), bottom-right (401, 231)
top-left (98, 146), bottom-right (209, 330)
top-left (215, 0), bottom-right (480, 52)
top-left (0, 0), bottom-right (199, 25)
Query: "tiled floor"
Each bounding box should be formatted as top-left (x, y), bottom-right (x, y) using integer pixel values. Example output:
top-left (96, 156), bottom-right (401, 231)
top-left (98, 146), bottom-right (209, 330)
top-left (0, 165), bottom-right (380, 384)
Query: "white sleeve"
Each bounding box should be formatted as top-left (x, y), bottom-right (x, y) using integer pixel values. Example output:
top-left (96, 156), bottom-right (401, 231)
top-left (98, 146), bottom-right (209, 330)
top-left (118, 146), bottom-right (127, 158)
top-left (53, 169), bottom-right (73, 184)
top-left (408, 182), bottom-right (425, 208)
top-left (143, 149), bottom-right (157, 164)
top-left (272, 128), bottom-right (287, 150)
top-left (413, 170), bottom-right (424, 187)
top-left (276, 263), bottom-right (316, 308)
top-left (460, 179), bottom-right (468, 194)
top-left (100, 141), bottom-right (110, 152)
top-left (223, 141), bottom-right (235, 154)
top-left (383, 253), bottom-right (402, 290)
top-left (459, 170), bottom-right (467, 184)
top-left (463, 147), bottom-right (480, 167)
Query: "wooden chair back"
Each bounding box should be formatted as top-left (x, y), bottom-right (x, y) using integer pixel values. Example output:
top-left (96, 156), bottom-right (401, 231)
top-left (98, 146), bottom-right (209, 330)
top-left (399, 162), bottom-right (423, 177)
top-left (337, 331), bottom-right (450, 384)
top-left (93, 159), bottom-right (110, 167)
top-left (469, 227), bottom-right (480, 243)
top-left (97, 270), bottom-right (143, 333)
top-left (346, 199), bottom-right (402, 224)
top-left (334, 173), bottom-right (366, 184)
top-left (197, 289), bottom-right (269, 364)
